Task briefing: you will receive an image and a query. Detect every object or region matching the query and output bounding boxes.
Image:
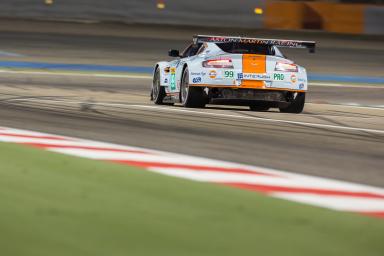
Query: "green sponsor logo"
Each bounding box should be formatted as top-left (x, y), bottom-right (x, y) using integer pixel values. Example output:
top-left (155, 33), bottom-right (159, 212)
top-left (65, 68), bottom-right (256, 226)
top-left (273, 73), bottom-right (285, 81)
top-left (224, 70), bottom-right (234, 78)
top-left (170, 73), bottom-right (176, 90)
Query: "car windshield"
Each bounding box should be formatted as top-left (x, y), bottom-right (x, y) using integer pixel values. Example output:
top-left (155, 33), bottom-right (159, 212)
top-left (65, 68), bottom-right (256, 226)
top-left (216, 42), bottom-right (273, 55)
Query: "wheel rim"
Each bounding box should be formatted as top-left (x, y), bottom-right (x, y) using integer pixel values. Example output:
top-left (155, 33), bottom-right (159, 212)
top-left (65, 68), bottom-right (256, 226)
top-left (152, 70), bottom-right (160, 101)
top-left (181, 69), bottom-right (189, 104)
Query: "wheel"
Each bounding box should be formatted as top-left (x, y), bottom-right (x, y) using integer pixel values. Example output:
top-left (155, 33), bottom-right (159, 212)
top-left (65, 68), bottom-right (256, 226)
top-left (279, 92), bottom-right (305, 113)
top-left (151, 67), bottom-right (166, 105)
top-left (180, 67), bottom-right (206, 108)
top-left (249, 104), bottom-right (270, 111)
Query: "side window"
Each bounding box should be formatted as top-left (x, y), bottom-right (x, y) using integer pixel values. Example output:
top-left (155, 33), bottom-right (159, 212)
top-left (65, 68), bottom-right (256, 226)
top-left (181, 43), bottom-right (202, 58)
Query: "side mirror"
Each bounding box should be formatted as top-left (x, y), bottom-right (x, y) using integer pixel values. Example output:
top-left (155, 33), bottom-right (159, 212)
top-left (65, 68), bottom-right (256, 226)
top-left (168, 49), bottom-right (180, 57)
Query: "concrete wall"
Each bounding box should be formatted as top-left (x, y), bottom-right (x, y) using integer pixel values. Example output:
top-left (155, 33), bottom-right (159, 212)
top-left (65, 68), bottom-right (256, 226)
top-left (0, 0), bottom-right (265, 28)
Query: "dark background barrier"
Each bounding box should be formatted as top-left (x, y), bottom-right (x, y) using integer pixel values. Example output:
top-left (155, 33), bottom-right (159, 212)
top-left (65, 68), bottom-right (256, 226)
top-left (0, 0), bottom-right (264, 28)
top-left (0, 0), bottom-right (382, 34)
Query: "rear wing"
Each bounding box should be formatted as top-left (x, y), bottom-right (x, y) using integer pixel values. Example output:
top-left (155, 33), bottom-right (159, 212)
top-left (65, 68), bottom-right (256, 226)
top-left (193, 35), bottom-right (316, 53)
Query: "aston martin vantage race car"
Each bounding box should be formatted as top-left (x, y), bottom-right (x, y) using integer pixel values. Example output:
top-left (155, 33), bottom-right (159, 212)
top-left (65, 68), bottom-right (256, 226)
top-left (151, 35), bottom-right (315, 113)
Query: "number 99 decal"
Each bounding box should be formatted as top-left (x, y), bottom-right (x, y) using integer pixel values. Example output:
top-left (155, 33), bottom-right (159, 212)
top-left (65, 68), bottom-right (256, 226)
top-left (224, 70), bottom-right (234, 78)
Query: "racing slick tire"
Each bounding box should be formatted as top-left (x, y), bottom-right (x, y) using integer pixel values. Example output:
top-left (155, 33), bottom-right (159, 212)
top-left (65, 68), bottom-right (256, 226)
top-left (151, 67), bottom-right (168, 105)
top-left (279, 92), bottom-right (305, 114)
top-left (249, 104), bottom-right (270, 112)
top-left (180, 67), bottom-right (206, 108)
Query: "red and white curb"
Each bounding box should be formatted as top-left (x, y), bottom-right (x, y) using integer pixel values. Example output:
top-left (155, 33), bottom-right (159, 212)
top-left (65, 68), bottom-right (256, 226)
top-left (0, 126), bottom-right (384, 218)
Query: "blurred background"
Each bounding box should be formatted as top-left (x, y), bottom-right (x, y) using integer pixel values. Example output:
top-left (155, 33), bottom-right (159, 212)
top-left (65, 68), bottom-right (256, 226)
top-left (0, 0), bottom-right (383, 34)
top-left (0, 0), bottom-right (383, 79)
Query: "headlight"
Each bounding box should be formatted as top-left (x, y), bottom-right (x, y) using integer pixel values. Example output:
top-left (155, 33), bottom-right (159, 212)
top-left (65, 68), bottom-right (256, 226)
top-left (275, 62), bottom-right (298, 72)
top-left (202, 58), bottom-right (234, 69)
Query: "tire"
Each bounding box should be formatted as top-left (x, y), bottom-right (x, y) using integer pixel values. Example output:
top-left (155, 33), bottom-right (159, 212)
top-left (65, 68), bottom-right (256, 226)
top-left (180, 67), bottom-right (206, 108)
top-left (151, 67), bottom-right (166, 105)
top-left (249, 104), bottom-right (270, 112)
top-left (279, 92), bottom-right (305, 113)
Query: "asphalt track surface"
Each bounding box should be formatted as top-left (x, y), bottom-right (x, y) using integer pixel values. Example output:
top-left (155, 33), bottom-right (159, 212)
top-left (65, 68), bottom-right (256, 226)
top-left (0, 20), bottom-right (383, 187)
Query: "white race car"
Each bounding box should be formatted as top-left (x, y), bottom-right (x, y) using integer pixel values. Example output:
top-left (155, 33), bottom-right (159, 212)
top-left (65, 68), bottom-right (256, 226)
top-left (151, 35), bottom-right (315, 113)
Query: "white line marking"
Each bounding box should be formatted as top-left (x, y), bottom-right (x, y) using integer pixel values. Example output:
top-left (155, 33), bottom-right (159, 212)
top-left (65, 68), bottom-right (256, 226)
top-left (306, 103), bottom-right (384, 110)
top-left (5, 97), bottom-right (384, 135)
top-left (273, 193), bottom-right (384, 212)
top-left (0, 136), bottom-right (143, 149)
top-left (0, 51), bottom-right (24, 57)
top-left (310, 82), bottom-right (384, 88)
top-left (49, 147), bottom-right (238, 168)
top-left (7, 95), bottom-right (384, 112)
top-left (127, 104), bottom-right (384, 135)
top-left (0, 69), bottom-right (152, 79)
top-left (148, 167), bottom-right (384, 195)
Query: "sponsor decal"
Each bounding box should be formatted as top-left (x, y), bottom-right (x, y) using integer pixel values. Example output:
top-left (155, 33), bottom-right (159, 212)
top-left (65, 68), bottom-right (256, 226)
top-left (170, 67), bottom-right (176, 90)
top-left (224, 70), bottom-right (234, 78)
top-left (237, 73), bottom-right (271, 80)
top-left (205, 37), bottom-right (303, 48)
top-left (243, 73), bottom-right (271, 80)
top-left (191, 72), bottom-right (206, 76)
top-left (291, 74), bottom-right (297, 83)
top-left (209, 70), bottom-right (217, 79)
top-left (273, 73), bottom-right (285, 81)
top-left (192, 77), bottom-right (202, 83)
top-left (298, 78), bottom-right (307, 83)
top-left (299, 83), bottom-right (304, 89)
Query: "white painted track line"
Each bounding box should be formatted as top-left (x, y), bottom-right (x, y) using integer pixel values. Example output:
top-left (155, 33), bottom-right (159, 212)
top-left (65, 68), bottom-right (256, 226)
top-left (3, 97), bottom-right (384, 135)
top-left (310, 82), bottom-right (384, 89)
top-left (127, 105), bottom-right (384, 135)
top-left (273, 193), bottom-right (384, 212)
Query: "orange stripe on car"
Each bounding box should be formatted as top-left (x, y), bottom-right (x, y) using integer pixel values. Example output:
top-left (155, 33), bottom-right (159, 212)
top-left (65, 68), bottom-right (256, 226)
top-left (241, 54), bottom-right (266, 88)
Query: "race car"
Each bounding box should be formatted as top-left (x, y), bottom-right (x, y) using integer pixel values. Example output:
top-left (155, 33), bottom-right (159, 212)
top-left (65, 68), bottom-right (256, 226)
top-left (151, 35), bottom-right (315, 113)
